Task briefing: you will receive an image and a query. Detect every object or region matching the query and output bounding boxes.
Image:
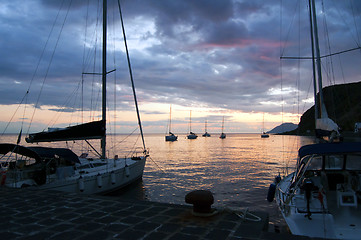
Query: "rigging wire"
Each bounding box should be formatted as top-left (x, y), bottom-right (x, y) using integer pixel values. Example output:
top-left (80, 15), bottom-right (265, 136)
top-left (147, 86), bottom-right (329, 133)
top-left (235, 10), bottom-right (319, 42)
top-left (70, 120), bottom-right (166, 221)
top-left (117, 0), bottom-right (147, 152)
top-left (27, 0), bottom-right (74, 134)
top-left (1, 0), bottom-right (67, 137)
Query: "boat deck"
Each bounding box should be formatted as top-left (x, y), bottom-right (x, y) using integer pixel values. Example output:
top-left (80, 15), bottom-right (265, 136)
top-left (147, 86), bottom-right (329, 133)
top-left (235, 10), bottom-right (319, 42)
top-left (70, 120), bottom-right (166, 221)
top-left (326, 191), bottom-right (361, 239)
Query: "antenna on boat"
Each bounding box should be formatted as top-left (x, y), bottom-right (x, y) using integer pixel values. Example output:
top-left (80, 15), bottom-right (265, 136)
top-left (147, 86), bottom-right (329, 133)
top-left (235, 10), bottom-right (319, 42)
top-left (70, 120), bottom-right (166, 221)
top-left (117, 0), bottom-right (146, 151)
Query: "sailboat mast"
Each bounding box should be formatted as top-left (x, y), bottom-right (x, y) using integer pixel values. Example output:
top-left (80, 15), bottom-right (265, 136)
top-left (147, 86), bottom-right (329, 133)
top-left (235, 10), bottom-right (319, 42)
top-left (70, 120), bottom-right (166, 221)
top-left (101, 0), bottom-right (107, 159)
top-left (308, 0), bottom-right (318, 121)
top-left (222, 116), bottom-right (224, 133)
top-left (169, 105), bottom-right (172, 133)
top-left (189, 111), bottom-right (192, 132)
top-left (310, 0), bottom-right (325, 118)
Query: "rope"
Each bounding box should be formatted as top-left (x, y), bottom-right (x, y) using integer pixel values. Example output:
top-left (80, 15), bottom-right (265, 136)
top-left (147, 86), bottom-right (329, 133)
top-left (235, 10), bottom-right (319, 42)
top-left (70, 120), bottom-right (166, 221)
top-left (222, 206), bottom-right (262, 222)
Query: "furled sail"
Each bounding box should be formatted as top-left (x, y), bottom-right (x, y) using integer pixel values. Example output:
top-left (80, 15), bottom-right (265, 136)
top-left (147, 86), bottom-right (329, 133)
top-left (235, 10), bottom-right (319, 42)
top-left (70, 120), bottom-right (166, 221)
top-left (315, 117), bottom-right (339, 138)
top-left (25, 120), bottom-right (105, 143)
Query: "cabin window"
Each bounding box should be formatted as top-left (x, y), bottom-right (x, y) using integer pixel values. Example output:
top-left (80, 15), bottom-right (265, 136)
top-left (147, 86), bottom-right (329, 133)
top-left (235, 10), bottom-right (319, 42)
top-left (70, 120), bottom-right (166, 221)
top-left (307, 156), bottom-right (322, 171)
top-left (346, 154), bottom-right (361, 170)
top-left (324, 155), bottom-right (343, 170)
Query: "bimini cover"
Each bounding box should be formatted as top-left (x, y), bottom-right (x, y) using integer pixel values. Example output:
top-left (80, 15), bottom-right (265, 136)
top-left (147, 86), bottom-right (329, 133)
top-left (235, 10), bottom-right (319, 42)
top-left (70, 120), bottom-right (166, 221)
top-left (299, 142), bottom-right (361, 159)
top-left (0, 143), bottom-right (80, 164)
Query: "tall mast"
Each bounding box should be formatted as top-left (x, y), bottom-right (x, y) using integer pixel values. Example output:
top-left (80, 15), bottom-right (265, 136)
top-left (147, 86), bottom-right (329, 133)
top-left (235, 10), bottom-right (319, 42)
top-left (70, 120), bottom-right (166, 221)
top-left (310, 0), bottom-right (326, 118)
top-left (169, 105), bottom-right (172, 133)
top-left (101, 0), bottom-right (107, 159)
top-left (189, 110), bottom-right (192, 132)
top-left (308, 0), bottom-right (318, 121)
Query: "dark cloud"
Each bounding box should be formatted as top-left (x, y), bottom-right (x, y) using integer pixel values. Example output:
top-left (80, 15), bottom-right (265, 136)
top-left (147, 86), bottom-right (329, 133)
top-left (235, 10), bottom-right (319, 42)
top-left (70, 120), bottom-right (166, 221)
top-left (1, 0), bottom-right (361, 133)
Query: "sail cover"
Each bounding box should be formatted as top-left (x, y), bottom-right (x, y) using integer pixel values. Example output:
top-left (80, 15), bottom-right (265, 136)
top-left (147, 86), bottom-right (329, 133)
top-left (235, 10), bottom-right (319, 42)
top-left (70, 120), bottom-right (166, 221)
top-left (25, 120), bottom-right (105, 143)
top-left (315, 117), bottom-right (339, 137)
top-left (0, 143), bottom-right (80, 163)
top-left (299, 142), bottom-right (361, 159)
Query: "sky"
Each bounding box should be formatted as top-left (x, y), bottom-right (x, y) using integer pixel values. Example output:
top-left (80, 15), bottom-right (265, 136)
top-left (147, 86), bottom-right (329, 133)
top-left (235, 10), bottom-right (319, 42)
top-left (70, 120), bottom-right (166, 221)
top-left (0, 0), bottom-right (360, 135)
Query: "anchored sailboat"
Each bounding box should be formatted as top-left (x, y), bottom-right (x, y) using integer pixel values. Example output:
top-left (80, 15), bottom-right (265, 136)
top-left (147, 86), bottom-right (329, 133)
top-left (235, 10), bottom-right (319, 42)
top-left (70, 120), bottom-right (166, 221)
top-left (0, 0), bottom-right (148, 194)
top-left (187, 110), bottom-right (198, 139)
top-left (165, 105), bottom-right (177, 141)
top-left (202, 119), bottom-right (211, 137)
top-left (261, 113), bottom-right (269, 138)
top-left (219, 116), bottom-right (226, 139)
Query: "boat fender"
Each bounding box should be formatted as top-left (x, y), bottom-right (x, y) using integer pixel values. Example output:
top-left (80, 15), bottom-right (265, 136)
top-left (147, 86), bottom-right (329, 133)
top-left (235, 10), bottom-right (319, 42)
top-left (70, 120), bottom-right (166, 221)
top-left (97, 173), bottom-right (102, 188)
top-left (111, 171), bottom-right (116, 184)
top-left (78, 176), bottom-right (84, 192)
top-left (125, 165), bottom-right (130, 177)
top-left (267, 183), bottom-right (276, 202)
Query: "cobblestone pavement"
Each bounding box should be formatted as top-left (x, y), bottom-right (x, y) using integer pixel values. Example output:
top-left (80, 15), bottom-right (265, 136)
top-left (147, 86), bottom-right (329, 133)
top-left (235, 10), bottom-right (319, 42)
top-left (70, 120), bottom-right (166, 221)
top-left (0, 187), bottom-right (314, 240)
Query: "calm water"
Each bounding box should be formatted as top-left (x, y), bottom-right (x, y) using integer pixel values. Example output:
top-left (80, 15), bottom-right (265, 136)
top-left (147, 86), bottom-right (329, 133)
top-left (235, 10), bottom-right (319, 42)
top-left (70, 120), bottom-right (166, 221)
top-left (1, 133), bottom-right (315, 230)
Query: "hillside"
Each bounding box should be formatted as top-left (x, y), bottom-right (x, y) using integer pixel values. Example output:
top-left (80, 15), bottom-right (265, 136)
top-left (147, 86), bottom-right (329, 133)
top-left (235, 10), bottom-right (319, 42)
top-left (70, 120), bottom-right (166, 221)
top-left (267, 122), bottom-right (298, 134)
top-left (287, 81), bottom-right (361, 135)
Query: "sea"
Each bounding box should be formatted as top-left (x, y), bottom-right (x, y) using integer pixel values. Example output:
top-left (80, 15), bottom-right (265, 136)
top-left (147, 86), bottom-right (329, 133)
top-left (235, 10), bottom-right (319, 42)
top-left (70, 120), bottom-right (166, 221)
top-left (0, 133), bottom-right (315, 232)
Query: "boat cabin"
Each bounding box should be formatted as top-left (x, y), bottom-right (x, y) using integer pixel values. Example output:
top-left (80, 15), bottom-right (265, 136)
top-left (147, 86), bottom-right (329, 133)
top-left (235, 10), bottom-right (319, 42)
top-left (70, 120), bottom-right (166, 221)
top-left (292, 142), bottom-right (361, 207)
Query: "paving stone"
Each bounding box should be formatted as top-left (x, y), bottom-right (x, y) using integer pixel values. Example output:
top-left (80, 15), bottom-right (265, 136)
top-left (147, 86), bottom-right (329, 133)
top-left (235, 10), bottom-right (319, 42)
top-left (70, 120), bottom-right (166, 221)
top-left (104, 223), bottom-right (129, 232)
top-left (119, 216), bottom-right (144, 225)
top-left (133, 221), bottom-right (161, 231)
top-left (214, 220), bottom-right (237, 230)
top-left (20, 231), bottom-right (55, 240)
top-left (49, 223), bottom-right (75, 232)
top-left (77, 230), bottom-right (111, 240)
top-left (115, 228), bottom-right (147, 240)
top-left (97, 215), bottom-right (120, 224)
top-left (157, 223), bottom-right (180, 233)
top-left (48, 230), bottom-right (84, 240)
top-left (181, 226), bottom-right (208, 235)
top-left (148, 215), bottom-right (172, 223)
top-left (143, 231), bottom-right (169, 240)
top-left (77, 222), bottom-right (104, 231)
top-left (70, 216), bottom-right (93, 224)
top-left (0, 231), bottom-right (22, 240)
top-left (205, 229), bottom-right (232, 240)
top-left (168, 232), bottom-right (200, 240)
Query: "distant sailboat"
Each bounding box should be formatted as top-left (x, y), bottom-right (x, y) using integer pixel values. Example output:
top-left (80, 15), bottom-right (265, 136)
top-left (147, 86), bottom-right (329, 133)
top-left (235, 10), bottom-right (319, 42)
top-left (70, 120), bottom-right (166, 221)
top-left (261, 113), bottom-right (269, 138)
top-left (165, 105), bottom-right (177, 141)
top-left (202, 119), bottom-right (211, 137)
top-left (187, 110), bottom-right (198, 139)
top-left (219, 116), bottom-right (226, 139)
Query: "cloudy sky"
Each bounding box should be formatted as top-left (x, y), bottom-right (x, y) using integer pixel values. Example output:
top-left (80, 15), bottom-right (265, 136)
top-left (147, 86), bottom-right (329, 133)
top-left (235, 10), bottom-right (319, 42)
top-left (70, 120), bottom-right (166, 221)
top-left (0, 0), bottom-right (360, 135)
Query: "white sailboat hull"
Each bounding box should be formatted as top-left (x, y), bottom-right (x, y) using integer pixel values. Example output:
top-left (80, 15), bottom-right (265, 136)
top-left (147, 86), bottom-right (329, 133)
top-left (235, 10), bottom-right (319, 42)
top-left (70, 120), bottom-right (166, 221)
top-left (3, 156), bottom-right (146, 195)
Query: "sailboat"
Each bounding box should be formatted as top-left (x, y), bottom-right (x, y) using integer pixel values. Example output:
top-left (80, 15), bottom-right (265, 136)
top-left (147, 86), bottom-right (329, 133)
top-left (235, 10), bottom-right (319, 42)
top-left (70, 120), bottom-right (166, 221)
top-left (273, 1), bottom-right (361, 239)
top-left (219, 116), bottom-right (226, 139)
top-left (165, 105), bottom-right (177, 141)
top-left (202, 119), bottom-right (211, 137)
top-left (261, 113), bottom-right (269, 138)
top-left (0, 0), bottom-right (148, 194)
top-left (187, 111), bottom-right (198, 139)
